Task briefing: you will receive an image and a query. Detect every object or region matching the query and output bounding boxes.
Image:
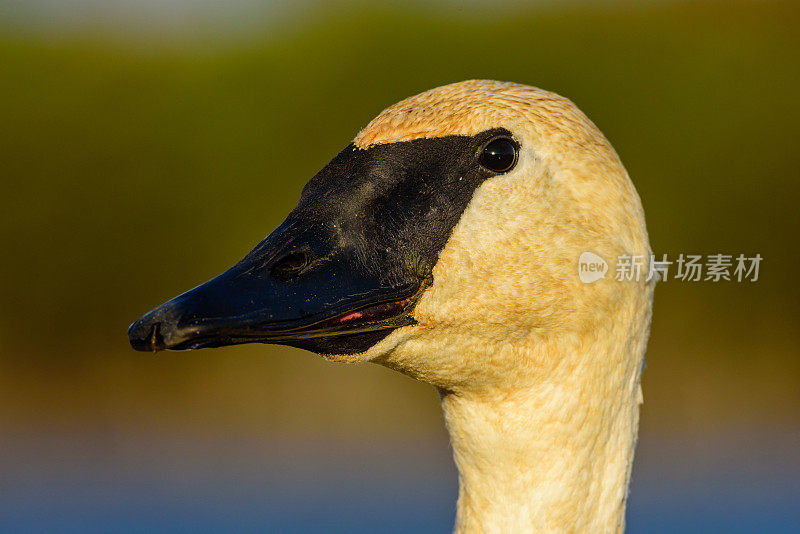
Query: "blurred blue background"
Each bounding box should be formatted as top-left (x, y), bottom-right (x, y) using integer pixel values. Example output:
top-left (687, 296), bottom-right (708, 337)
top-left (1, 0), bottom-right (798, 532)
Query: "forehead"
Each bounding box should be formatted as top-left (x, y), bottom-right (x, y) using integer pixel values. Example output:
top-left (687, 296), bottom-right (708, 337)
top-left (354, 80), bottom-right (574, 149)
top-left (299, 128), bottom-right (509, 211)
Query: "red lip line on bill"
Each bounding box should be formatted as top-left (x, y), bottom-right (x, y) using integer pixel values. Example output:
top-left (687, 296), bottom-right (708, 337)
top-left (318, 295), bottom-right (415, 329)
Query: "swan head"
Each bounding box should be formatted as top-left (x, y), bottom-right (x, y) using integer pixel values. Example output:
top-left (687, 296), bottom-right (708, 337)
top-left (129, 80), bottom-right (651, 394)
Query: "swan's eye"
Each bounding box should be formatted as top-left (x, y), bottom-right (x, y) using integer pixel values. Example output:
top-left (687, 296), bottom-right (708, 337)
top-left (478, 137), bottom-right (518, 173)
top-left (270, 251), bottom-right (311, 280)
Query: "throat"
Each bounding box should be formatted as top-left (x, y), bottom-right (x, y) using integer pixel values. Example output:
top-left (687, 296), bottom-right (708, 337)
top-left (440, 349), bottom-right (644, 533)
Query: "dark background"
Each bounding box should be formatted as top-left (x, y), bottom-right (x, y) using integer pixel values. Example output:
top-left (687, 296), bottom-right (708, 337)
top-left (1, 1), bottom-right (798, 532)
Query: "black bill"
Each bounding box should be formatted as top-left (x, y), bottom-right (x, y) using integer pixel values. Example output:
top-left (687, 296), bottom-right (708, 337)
top-left (128, 128), bottom-right (514, 355)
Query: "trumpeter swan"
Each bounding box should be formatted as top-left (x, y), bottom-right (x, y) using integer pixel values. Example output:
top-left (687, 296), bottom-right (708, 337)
top-left (129, 80), bottom-right (654, 533)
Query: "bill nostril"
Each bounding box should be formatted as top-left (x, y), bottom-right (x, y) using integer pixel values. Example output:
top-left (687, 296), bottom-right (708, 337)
top-left (270, 251), bottom-right (311, 281)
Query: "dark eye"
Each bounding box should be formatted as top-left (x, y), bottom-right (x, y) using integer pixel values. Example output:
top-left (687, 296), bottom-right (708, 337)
top-left (478, 137), bottom-right (518, 173)
top-left (270, 251), bottom-right (311, 280)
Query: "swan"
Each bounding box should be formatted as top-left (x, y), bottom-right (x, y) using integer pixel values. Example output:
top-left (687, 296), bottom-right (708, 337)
top-left (129, 80), bottom-right (654, 533)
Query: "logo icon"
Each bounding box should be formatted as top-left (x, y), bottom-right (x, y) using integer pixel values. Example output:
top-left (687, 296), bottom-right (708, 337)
top-left (578, 251), bottom-right (608, 283)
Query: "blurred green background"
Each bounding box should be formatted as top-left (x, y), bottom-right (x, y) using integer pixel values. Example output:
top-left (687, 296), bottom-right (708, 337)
top-left (1, 0), bottom-right (798, 532)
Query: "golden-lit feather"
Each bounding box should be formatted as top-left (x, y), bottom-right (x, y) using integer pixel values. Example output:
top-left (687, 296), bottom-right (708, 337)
top-left (332, 80), bottom-right (654, 533)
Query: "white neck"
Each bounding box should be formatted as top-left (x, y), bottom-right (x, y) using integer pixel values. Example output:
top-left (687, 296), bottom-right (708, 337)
top-left (440, 333), bottom-right (646, 533)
